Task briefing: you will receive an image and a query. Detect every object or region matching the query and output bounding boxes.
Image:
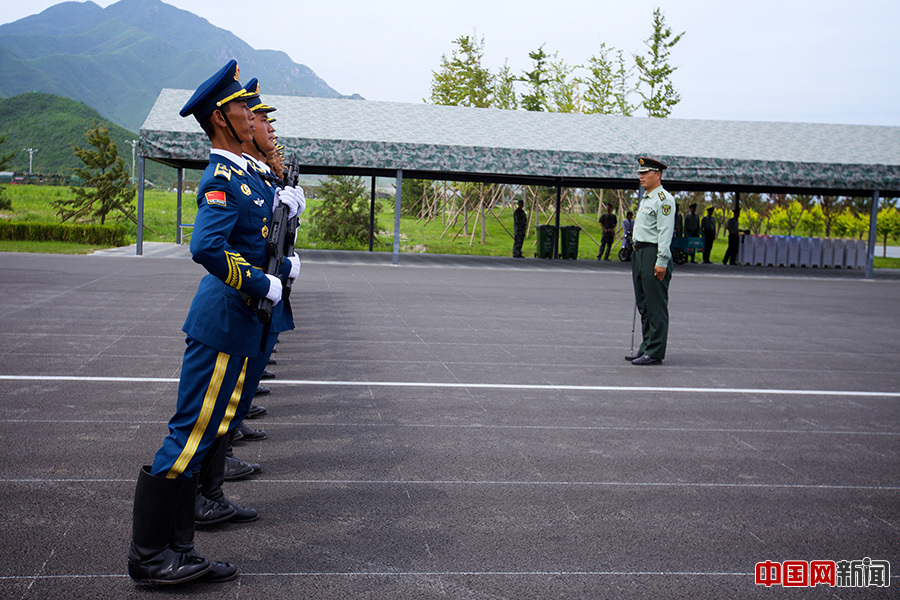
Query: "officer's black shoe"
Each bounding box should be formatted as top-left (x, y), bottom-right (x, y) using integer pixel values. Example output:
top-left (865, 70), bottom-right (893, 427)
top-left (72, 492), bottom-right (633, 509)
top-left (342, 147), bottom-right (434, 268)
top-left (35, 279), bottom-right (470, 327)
top-left (232, 428), bottom-right (244, 442)
top-left (267, 357), bottom-right (277, 365)
top-left (201, 560), bottom-right (238, 583)
top-left (624, 352), bottom-right (643, 361)
top-left (631, 355), bottom-right (662, 365)
top-left (261, 369), bottom-right (276, 379)
top-left (224, 497), bottom-right (260, 523)
top-left (128, 467), bottom-right (211, 585)
top-left (195, 494), bottom-right (236, 526)
top-left (223, 455), bottom-right (256, 480)
top-left (246, 404), bottom-right (267, 419)
top-left (254, 386), bottom-right (270, 397)
top-left (236, 421), bottom-right (267, 441)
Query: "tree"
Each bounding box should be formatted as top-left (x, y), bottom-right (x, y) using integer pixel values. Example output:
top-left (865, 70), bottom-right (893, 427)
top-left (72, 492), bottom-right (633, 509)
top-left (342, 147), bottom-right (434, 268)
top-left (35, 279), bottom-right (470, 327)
top-left (429, 34), bottom-right (494, 108)
top-left (877, 206), bottom-right (900, 257)
top-left (0, 134), bottom-right (17, 210)
top-left (770, 200), bottom-right (805, 236)
top-left (581, 43), bottom-right (635, 116)
top-left (493, 61), bottom-right (518, 110)
top-left (634, 8), bottom-right (684, 117)
top-left (833, 207), bottom-right (868, 240)
top-left (308, 175), bottom-right (382, 245)
top-left (56, 123), bottom-right (135, 225)
top-left (401, 178), bottom-right (428, 217)
top-left (817, 195), bottom-right (842, 237)
top-left (797, 204), bottom-right (825, 237)
top-left (519, 45), bottom-right (552, 112)
top-left (547, 53), bottom-right (581, 113)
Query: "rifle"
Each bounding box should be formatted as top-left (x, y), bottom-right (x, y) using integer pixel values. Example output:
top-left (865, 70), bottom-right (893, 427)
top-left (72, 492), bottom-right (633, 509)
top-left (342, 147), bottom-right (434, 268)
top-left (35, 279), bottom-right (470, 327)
top-left (254, 156), bottom-right (300, 325)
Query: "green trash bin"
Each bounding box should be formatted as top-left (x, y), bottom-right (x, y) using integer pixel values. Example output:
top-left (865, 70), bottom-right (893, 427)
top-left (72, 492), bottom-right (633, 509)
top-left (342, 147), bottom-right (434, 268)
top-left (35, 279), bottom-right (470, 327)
top-left (535, 225), bottom-right (558, 259)
top-left (559, 225), bottom-right (580, 259)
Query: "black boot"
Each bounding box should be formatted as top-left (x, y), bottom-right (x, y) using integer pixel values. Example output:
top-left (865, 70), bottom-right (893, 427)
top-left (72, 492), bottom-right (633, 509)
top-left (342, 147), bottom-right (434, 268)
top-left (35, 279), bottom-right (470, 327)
top-left (200, 431), bottom-right (259, 524)
top-left (172, 474), bottom-right (237, 583)
top-left (128, 466), bottom-right (211, 585)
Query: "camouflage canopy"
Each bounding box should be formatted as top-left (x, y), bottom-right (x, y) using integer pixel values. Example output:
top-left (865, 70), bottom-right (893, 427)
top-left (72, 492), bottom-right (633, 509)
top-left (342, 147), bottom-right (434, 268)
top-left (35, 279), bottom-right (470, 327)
top-left (141, 88), bottom-right (900, 196)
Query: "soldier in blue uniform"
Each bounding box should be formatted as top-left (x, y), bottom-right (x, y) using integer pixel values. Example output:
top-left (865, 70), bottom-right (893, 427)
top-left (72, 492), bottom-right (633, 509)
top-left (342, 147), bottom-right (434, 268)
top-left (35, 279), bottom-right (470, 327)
top-left (127, 60), bottom-right (301, 585)
top-left (194, 78), bottom-right (305, 527)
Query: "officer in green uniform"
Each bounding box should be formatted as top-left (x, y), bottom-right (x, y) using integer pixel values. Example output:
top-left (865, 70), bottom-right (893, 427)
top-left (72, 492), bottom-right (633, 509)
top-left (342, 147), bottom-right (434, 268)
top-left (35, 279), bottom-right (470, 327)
top-left (626, 157), bottom-right (675, 365)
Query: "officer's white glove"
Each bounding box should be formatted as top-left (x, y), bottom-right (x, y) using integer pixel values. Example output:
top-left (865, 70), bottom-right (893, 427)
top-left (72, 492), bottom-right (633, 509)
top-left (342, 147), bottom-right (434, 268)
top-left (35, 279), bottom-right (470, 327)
top-left (286, 253), bottom-right (301, 281)
top-left (264, 274), bottom-right (282, 306)
top-left (276, 186), bottom-right (306, 218)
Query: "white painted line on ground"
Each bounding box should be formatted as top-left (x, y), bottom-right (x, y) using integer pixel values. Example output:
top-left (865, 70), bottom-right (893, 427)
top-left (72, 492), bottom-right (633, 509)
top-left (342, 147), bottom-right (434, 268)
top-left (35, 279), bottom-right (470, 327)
top-left (2, 478), bottom-right (897, 491)
top-left (1, 374), bottom-right (898, 398)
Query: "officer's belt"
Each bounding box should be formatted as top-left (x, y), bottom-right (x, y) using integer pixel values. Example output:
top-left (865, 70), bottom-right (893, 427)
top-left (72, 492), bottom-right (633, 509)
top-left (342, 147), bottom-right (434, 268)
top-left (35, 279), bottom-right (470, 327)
top-left (633, 242), bottom-right (657, 251)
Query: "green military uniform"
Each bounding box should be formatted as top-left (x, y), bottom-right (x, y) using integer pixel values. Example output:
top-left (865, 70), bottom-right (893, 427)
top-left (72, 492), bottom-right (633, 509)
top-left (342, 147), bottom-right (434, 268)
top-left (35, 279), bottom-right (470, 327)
top-left (632, 159), bottom-right (675, 362)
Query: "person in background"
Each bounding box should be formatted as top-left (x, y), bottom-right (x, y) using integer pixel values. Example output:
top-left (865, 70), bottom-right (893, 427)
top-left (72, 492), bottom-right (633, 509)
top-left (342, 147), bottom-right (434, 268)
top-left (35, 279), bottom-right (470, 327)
top-left (626, 157), bottom-right (675, 366)
top-left (512, 199), bottom-right (527, 258)
top-left (597, 204), bottom-right (618, 260)
top-left (701, 207), bottom-right (716, 264)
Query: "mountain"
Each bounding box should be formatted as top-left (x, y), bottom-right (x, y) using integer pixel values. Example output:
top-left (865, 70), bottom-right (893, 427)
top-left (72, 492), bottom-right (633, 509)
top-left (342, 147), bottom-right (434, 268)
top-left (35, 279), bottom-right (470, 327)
top-left (0, 92), bottom-right (186, 186)
top-left (0, 0), bottom-right (361, 131)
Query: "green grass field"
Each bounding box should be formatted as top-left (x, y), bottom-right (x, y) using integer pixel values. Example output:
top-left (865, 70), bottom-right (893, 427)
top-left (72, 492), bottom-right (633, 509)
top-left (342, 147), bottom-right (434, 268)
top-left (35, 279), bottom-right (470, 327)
top-left (2, 184), bottom-right (899, 269)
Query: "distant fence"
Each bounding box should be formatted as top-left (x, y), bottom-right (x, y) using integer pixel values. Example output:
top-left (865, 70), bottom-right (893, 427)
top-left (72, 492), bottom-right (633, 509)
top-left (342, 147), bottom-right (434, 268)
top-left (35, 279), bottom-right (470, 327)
top-left (738, 235), bottom-right (867, 269)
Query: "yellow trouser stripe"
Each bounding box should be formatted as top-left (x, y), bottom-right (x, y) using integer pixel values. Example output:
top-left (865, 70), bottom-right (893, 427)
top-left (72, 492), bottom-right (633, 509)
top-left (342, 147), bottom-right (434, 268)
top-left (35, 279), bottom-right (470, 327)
top-left (167, 352), bottom-right (230, 479)
top-left (217, 357), bottom-right (248, 436)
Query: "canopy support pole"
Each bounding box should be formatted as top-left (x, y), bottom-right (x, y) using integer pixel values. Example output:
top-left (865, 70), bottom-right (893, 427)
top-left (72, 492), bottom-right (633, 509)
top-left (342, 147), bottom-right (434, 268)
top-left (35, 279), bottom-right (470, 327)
top-left (865, 189), bottom-right (879, 279)
top-left (370, 176), bottom-right (376, 252)
top-left (176, 168), bottom-right (184, 244)
top-left (554, 182), bottom-right (562, 259)
top-left (392, 169), bottom-right (403, 265)
top-left (136, 155), bottom-right (145, 256)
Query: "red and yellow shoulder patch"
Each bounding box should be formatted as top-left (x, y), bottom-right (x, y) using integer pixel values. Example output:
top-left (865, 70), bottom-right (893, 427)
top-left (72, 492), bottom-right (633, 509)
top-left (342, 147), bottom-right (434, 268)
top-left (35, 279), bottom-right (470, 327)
top-left (205, 191), bottom-right (227, 207)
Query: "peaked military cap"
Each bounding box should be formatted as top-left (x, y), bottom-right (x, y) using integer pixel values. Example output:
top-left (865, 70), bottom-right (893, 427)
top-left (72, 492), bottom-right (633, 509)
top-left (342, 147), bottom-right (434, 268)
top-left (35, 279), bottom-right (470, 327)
top-left (638, 157), bottom-right (668, 172)
top-left (179, 60), bottom-right (250, 123)
top-left (243, 78), bottom-right (277, 113)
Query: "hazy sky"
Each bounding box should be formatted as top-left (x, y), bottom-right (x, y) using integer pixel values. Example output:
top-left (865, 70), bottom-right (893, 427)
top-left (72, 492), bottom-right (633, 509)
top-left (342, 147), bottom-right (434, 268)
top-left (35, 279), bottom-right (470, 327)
top-left (3, 0), bottom-right (899, 126)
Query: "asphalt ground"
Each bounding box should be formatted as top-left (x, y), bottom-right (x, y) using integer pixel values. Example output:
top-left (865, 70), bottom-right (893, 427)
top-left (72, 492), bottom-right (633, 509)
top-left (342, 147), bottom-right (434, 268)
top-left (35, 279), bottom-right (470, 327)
top-left (0, 248), bottom-right (898, 599)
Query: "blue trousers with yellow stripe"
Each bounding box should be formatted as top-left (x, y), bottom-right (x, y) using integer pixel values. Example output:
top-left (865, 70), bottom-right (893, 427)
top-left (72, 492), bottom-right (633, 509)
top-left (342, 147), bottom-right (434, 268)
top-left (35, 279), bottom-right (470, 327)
top-left (151, 337), bottom-right (250, 480)
top-left (234, 331), bottom-right (279, 423)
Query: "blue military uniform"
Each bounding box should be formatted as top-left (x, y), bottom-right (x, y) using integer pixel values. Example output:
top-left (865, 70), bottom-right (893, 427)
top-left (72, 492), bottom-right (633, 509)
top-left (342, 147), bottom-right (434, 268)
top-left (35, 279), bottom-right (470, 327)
top-left (130, 59), bottom-right (262, 586)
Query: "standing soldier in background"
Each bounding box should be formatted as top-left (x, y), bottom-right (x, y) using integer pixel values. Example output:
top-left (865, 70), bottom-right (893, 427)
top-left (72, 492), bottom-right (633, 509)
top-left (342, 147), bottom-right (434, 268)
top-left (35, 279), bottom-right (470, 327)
top-left (597, 204), bottom-right (618, 260)
top-left (701, 207), bottom-right (716, 264)
top-left (626, 157), bottom-right (675, 366)
top-left (512, 199), bottom-right (527, 258)
top-left (684, 202), bottom-right (701, 263)
top-left (723, 208), bottom-right (741, 265)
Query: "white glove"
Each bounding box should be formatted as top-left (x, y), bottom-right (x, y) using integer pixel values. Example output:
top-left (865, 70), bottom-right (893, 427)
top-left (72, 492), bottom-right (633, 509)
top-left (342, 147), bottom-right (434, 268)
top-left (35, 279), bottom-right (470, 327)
top-left (276, 186), bottom-right (306, 218)
top-left (286, 253), bottom-right (301, 281)
top-left (264, 274), bottom-right (282, 305)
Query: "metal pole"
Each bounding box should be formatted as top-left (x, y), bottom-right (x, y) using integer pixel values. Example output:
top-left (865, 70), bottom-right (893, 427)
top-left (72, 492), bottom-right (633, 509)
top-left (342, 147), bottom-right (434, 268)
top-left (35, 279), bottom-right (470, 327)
top-left (136, 156), bottom-right (145, 256)
top-left (392, 169), bottom-right (403, 265)
top-left (865, 190), bottom-right (879, 279)
top-left (130, 140), bottom-right (137, 184)
top-left (734, 191), bottom-right (741, 212)
top-left (554, 183), bottom-right (562, 259)
top-left (176, 168), bottom-right (184, 244)
top-left (369, 176), bottom-right (376, 252)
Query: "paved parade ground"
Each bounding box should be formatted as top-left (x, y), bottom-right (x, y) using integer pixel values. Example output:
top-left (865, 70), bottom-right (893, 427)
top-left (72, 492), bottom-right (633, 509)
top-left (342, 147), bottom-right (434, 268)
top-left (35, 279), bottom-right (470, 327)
top-left (0, 248), bottom-right (898, 599)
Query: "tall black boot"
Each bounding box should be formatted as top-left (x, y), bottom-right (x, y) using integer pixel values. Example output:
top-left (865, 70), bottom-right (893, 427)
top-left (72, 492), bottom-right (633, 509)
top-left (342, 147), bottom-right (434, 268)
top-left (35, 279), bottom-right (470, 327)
top-left (128, 466), bottom-right (211, 585)
top-left (196, 435), bottom-right (235, 526)
top-left (172, 473), bottom-right (237, 583)
top-left (200, 430), bottom-right (259, 524)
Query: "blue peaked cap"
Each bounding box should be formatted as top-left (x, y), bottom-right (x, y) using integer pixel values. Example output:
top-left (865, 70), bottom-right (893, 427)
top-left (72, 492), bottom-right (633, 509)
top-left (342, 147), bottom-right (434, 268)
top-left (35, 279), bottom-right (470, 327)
top-left (179, 60), bottom-right (251, 123)
top-left (243, 78), bottom-right (276, 113)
